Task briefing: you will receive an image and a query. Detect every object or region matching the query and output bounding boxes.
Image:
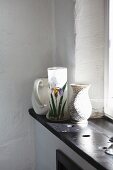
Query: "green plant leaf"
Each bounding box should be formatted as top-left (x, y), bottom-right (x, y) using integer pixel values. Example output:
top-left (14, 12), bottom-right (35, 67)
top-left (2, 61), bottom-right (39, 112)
top-left (50, 93), bottom-right (57, 117)
top-left (60, 99), bottom-right (67, 119)
top-left (58, 96), bottom-right (63, 119)
top-left (49, 102), bottom-right (53, 117)
top-left (62, 82), bottom-right (67, 92)
top-left (57, 82), bottom-right (67, 119)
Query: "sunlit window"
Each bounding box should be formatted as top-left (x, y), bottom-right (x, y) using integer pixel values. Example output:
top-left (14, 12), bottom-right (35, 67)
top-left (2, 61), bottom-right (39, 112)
top-left (105, 0), bottom-right (113, 119)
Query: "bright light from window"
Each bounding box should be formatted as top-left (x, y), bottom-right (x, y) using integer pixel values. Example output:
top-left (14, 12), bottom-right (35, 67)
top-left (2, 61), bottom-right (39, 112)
top-left (105, 0), bottom-right (113, 118)
top-left (109, 0), bottom-right (113, 98)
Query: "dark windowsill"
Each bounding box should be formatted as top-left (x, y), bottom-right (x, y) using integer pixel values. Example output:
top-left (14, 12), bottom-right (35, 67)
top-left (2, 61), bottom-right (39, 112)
top-left (104, 115), bottom-right (113, 123)
top-left (29, 108), bottom-right (113, 170)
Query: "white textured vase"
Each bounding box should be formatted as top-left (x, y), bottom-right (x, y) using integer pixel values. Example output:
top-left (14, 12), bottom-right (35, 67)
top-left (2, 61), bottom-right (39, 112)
top-left (69, 84), bottom-right (92, 123)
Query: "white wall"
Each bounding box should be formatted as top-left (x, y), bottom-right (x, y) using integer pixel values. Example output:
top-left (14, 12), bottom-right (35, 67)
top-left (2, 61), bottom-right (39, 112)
top-left (53, 0), bottom-right (75, 84)
top-left (75, 0), bottom-right (105, 116)
top-left (53, 0), bottom-right (105, 116)
top-left (0, 0), bottom-right (53, 170)
top-left (0, 0), bottom-right (106, 169)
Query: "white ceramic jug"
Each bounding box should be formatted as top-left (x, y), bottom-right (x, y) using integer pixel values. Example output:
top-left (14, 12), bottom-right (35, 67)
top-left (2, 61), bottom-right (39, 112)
top-left (32, 78), bottom-right (49, 115)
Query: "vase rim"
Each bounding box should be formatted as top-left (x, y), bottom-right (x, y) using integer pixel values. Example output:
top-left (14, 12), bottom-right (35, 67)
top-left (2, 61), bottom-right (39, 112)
top-left (48, 67), bottom-right (67, 70)
top-left (70, 84), bottom-right (91, 87)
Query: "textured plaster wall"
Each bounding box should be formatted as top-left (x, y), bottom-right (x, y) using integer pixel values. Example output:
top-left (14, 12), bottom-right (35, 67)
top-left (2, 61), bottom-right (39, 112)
top-left (0, 0), bottom-right (53, 170)
top-left (53, 0), bottom-right (75, 84)
top-left (75, 0), bottom-right (105, 115)
top-left (53, 0), bottom-right (105, 115)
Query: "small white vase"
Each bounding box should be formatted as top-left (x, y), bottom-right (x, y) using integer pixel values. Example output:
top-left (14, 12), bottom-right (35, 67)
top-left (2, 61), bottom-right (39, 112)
top-left (69, 84), bottom-right (92, 123)
top-left (46, 67), bottom-right (68, 121)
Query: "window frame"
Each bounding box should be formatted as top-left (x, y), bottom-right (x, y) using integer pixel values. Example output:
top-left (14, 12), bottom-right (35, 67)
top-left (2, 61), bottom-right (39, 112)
top-left (104, 0), bottom-right (113, 119)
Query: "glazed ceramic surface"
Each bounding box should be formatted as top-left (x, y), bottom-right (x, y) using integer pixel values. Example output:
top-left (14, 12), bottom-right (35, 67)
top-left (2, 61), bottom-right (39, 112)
top-left (46, 67), bottom-right (68, 121)
top-left (32, 78), bottom-right (49, 115)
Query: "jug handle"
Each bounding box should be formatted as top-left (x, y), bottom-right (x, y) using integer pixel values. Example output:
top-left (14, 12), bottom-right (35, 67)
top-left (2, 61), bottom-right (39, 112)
top-left (33, 79), bottom-right (45, 108)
